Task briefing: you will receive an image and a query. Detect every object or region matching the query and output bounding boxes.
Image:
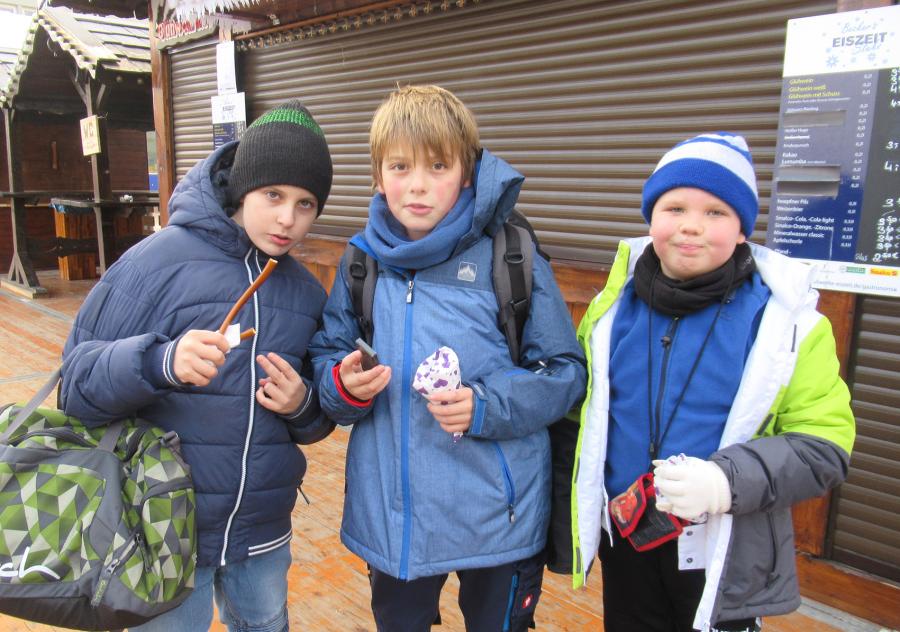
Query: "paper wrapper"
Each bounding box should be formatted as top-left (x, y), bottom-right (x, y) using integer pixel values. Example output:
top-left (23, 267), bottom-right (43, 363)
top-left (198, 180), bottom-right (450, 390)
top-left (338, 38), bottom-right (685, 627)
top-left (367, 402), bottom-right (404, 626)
top-left (413, 346), bottom-right (461, 396)
top-left (224, 323), bottom-right (241, 349)
top-left (413, 346), bottom-right (463, 442)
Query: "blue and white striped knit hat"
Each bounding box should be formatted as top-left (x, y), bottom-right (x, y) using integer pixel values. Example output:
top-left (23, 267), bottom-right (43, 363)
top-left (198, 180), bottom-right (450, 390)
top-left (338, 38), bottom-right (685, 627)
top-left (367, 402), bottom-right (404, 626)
top-left (641, 132), bottom-right (759, 237)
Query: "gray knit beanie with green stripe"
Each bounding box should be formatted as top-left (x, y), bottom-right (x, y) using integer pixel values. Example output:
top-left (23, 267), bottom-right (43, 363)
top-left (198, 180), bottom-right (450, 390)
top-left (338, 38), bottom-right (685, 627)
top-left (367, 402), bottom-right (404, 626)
top-left (228, 99), bottom-right (333, 215)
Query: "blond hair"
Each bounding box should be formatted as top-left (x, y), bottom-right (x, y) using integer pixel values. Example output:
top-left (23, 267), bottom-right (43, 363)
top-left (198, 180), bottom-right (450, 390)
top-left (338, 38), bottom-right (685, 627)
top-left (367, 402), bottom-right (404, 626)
top-left (369, 85), bottom-right (480, 186)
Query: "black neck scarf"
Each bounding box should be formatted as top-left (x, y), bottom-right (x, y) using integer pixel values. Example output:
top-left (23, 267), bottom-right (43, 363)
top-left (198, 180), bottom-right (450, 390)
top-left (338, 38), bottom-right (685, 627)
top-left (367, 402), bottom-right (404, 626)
top-left (633, 242), bottom-right (755, 317)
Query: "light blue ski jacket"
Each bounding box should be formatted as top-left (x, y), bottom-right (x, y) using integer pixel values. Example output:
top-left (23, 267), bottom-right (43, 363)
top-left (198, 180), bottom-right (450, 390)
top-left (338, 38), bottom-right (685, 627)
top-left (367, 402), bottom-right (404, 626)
top-left (310, 149), bottom-right (586, 580)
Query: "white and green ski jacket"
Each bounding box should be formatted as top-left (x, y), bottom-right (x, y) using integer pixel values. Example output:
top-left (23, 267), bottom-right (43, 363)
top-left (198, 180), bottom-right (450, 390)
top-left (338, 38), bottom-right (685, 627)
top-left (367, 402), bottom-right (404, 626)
top-left (571, 237), bottom-right (855, 630)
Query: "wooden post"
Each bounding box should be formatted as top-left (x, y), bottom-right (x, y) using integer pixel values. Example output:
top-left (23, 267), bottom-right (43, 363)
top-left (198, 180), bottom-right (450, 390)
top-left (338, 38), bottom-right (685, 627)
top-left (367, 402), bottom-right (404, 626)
top-left (71, 73), bottom-right (112, 277)
top-left (2, 108), bottom-right (46, 297)
top-left (149, 2), bottom-right (175, 225)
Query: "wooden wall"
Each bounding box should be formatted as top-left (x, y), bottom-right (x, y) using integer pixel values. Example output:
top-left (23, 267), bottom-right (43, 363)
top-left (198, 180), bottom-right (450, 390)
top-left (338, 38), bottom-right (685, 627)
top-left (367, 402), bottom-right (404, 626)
top-left (0, 116), bottom-right (150, 274)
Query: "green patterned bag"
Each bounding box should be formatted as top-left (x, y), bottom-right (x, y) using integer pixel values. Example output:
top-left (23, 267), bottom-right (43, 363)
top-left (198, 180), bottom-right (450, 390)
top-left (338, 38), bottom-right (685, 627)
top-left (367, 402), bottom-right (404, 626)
top-left (0, 370), bottom-right (196, 631)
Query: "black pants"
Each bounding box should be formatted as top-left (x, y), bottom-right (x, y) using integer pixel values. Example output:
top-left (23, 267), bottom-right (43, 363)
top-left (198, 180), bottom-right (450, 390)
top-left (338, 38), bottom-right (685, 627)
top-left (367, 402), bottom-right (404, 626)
top-left (599, 529), bottom-right (759, 632)
top-left (368, 552), bottom-right (544, 632)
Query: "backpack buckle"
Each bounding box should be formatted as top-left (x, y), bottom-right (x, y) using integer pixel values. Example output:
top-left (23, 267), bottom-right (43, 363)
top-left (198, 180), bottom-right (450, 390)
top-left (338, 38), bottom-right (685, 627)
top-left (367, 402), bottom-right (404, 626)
top-left (510, 297), bottom-right (529, 316)
top-left (349, 261), bottom-right (367, 279)
top-left (504, 249), bottom-right (525, 265)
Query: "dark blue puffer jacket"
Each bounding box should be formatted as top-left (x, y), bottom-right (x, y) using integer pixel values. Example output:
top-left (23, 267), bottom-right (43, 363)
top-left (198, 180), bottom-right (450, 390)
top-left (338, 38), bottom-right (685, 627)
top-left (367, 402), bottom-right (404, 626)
top-left (61, 142), bottom-right (332, 567)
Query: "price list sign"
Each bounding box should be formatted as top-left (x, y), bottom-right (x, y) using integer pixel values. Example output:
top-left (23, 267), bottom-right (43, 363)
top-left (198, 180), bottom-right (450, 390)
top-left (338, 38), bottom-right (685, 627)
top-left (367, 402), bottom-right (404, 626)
top-left (767, 5), bottom-right (900, 297)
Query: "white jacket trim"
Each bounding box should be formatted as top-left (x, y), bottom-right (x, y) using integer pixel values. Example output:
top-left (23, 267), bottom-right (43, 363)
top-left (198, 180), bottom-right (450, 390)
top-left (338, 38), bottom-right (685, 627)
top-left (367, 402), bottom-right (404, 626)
top-left (693, 243), bottom-right (822, 630)
top-left (577, 237), bottom-right (647, 579)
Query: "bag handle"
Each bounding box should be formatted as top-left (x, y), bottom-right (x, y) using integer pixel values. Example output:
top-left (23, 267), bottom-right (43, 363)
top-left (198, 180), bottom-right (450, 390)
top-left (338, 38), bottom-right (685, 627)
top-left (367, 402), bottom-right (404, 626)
top-left (1, 368), bottom-right (125, 452)
top-left (1, 368), bottom-right (61, 444)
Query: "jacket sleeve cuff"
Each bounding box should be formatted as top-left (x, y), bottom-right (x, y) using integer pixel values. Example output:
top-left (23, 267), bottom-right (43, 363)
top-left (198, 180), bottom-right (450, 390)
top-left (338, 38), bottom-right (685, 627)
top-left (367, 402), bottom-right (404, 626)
top-left (283, 377), bottom-right (321, 424)
top-left (332, 362), bottom-right (371, 408)
top-left (141, 338), bottom-right (186, 389)
top-left (465, 381), bottom-right (488, 436)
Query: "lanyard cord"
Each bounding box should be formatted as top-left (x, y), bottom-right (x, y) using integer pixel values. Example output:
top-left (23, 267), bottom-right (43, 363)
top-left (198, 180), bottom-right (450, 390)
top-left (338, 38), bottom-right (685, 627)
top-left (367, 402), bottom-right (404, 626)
top-left (646, 264), bottom-right (735, 462)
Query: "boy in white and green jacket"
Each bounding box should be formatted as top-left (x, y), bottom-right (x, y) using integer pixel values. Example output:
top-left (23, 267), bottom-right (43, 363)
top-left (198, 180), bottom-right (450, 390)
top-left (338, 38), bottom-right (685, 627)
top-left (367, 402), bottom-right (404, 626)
top-left (571, 133), bottom-right (855, 632)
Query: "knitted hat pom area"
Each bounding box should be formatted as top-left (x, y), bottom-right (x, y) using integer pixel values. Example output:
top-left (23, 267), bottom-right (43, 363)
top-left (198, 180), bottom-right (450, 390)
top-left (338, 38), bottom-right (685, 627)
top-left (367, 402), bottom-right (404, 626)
top-left (640, 132), bottom-right (759, 238)
top-left (228, 99), bottom-right (334, 216)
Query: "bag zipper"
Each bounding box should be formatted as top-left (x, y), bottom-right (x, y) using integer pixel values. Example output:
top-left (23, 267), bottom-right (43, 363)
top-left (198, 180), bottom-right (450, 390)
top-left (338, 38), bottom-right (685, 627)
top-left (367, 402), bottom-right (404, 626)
top-left (90, 479), bottom-right (192, 606)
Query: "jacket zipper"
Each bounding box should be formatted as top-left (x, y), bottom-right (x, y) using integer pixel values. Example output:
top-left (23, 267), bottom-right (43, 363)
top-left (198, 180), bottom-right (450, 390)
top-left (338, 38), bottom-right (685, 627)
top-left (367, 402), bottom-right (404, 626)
top-left (765, 512), bottom-right (779, 587)
top-left (651, 317), bottom-right (680, 461)
top-left (220, 249), bottom-right (261, 566)
top-left (492, 442), bottom-right (517, 523)
top-left (399, 273), bottom-right (416, 580)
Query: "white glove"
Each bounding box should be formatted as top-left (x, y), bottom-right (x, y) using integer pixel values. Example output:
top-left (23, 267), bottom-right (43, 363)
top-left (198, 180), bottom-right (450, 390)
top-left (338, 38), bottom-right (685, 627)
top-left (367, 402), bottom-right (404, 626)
top-left (653, 456), bottom-right (732, 521)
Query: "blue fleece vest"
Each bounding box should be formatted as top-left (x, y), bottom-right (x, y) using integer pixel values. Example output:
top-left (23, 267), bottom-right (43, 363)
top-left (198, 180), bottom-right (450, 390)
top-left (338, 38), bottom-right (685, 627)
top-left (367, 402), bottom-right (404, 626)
top-left (604, 273), bottom-right (771, 498)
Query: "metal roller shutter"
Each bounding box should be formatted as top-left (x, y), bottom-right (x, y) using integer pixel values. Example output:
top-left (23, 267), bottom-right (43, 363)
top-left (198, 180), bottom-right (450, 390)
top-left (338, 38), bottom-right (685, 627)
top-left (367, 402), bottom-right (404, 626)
top-left (830, 296), bottom-right (900, 583)
top-left (237, 0), bottom-right (834, 264)
top-left (170, 40), bottom-right (217, 181)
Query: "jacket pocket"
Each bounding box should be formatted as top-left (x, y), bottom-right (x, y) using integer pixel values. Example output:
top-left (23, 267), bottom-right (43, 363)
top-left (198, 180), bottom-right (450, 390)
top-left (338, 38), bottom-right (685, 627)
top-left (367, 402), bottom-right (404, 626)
top-left (504, 551), bottom-right (545, 632)
top-left (492, 442), bottom-right (517, 524)
top-left (720, 509), bottom-right (799, 617)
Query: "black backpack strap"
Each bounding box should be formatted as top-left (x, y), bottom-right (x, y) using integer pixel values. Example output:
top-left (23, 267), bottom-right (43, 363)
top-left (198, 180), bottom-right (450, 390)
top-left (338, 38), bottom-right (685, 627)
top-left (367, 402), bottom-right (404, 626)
top-left (345, 244), bottom-right (378, 345)
top-left (492, 220), bottom-right (533, 366)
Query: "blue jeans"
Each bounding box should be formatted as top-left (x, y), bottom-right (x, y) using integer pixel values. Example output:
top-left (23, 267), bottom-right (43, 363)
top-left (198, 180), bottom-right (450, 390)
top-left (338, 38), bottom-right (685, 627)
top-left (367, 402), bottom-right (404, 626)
top-left (129, 544), bottom-right (291, 632)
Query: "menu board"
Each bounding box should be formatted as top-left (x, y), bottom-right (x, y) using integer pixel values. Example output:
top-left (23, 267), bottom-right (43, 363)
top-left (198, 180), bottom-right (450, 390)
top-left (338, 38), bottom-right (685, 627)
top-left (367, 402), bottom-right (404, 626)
top-left (766, 5), bottom-right (900, 297)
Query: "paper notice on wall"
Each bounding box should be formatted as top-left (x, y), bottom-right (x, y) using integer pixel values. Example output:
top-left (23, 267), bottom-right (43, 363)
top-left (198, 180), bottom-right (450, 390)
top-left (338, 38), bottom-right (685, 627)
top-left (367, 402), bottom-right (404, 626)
top-left (211, 92), bottom-right (246, 148)
top-left (216, 40), bottom-right (237, 95)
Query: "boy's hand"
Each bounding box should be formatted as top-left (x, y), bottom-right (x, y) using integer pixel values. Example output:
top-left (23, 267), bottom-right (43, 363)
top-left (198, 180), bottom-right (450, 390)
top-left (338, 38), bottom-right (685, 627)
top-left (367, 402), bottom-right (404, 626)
top-left (256, 352), bottom-right (306, 415)
top-left (653, 457), bottom-right (732, 520)
top-left (173, 329), bottom-right (229, 386)
top-left (339, 349), bottom-right (391, 401)
top-left (427, 387), bottom-right (474, 435)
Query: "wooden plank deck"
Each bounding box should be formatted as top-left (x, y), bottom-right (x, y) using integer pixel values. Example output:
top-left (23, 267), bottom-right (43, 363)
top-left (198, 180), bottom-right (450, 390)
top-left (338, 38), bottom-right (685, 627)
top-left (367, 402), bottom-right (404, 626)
top-left (0, 271), bottom-right (870, 631)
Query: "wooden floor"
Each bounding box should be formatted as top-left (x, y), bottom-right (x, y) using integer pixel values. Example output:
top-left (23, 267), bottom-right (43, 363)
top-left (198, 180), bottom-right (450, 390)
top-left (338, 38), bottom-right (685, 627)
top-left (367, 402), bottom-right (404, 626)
top-left (0, 271), bottom-right (870, 631)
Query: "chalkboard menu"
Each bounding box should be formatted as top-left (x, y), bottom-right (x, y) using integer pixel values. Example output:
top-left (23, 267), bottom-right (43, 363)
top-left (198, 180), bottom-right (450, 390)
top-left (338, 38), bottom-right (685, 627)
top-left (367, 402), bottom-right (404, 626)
top-left (767, 5), bottom-right (900, 297)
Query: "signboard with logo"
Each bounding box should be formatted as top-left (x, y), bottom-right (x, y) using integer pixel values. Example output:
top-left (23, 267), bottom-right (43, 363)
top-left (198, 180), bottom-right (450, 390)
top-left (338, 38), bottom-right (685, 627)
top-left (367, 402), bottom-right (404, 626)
top-left (766, 5), bottom-right (900, 297)
top-left (80, 115), bottom-right (101, 156)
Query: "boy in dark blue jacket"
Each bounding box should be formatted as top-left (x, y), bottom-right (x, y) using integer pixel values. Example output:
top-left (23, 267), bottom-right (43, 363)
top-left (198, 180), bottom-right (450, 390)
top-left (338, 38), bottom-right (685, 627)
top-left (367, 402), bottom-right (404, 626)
top-left (60, 100), bottom-right (335, 632)
top-left (309, 85), bottom-right (586, 631)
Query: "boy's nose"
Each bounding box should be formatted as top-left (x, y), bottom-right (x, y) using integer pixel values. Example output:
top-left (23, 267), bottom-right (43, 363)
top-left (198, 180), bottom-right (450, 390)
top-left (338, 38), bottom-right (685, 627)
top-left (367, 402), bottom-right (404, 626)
top-left (276, 206), bottom-right (295, 227)
top-left (408, 168), bottom-right (427, 192)
top-left (679, 215), bottom-right (703, 234)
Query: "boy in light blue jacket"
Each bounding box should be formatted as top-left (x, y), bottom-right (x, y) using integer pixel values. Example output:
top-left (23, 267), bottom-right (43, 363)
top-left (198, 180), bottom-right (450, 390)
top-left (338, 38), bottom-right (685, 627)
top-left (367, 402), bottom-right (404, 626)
top-left (309, 85), bottom-right (586, 632)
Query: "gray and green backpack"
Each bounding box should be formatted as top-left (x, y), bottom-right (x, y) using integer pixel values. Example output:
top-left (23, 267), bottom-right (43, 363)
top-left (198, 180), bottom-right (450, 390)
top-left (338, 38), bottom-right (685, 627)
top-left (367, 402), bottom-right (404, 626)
top-left (0, 369), bottom-right (196, 631)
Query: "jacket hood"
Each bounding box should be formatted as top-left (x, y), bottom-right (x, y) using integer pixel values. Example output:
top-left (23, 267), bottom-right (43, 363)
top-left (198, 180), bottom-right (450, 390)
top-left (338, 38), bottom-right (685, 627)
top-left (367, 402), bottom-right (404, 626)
top-left (465, 147), bottom-right (525, 245)
top-left (167, 141), bottom-right (251, 258)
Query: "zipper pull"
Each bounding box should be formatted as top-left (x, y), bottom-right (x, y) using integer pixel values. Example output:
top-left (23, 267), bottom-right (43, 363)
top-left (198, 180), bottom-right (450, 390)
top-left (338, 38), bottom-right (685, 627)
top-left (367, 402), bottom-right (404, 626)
top-left (406, 279), bottom-right (414, 303)
top-left (90, 558), bottom-right (119, 606)
top-left (661, 316), bottom-right (680, 348)
top-left (136, 531), bottom-right (152, 574)
top-left (507, 504), bottom-right (516, 524)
